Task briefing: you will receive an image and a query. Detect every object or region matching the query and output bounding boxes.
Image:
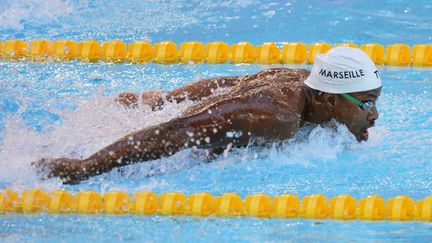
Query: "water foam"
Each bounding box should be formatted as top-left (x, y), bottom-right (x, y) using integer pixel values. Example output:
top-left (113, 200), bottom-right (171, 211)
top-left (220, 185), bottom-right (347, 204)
top-left (0, 0), bottom-right (74, 30)
top-left (0, 93), bottom-right (192, 187)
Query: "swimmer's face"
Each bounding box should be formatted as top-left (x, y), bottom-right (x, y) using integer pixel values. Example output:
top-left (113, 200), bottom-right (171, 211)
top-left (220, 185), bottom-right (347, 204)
top-left (333, 88), bottom-right (381, 142)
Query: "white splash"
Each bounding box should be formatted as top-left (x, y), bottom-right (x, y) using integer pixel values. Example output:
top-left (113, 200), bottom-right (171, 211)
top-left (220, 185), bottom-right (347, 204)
top-left (0, 0), bottom-right (74, 30)
top-left (265, 121), bottom-right (381, 166)
top-left (0, 94), bottom-right (192, 186)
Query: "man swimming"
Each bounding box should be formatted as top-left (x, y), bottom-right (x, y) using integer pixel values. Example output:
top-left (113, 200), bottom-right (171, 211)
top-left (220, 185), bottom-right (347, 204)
top-left (34, 47), bottom-right (382, 184)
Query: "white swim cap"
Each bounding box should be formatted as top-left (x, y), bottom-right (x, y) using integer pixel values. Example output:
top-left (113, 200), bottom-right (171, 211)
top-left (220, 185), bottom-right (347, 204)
top-left (304, 46), bottom-right (382, 94)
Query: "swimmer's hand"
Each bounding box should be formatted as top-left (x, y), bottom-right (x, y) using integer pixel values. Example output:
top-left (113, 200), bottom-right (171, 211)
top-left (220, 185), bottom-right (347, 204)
top-left (32, 157), bottom-right (88, 185)
top-left (115, 92), bottom-right (139, 107)
top-left (115, 90), bottom-right (164, 109)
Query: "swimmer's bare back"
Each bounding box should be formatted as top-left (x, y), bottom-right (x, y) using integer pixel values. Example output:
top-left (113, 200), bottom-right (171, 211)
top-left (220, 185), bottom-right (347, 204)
top-left (34, 68), bottom-right (311, 184)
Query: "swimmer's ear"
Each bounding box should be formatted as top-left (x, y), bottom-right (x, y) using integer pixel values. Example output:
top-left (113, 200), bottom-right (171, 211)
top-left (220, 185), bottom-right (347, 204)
top-left (322, 93), bottom-right (336, 112)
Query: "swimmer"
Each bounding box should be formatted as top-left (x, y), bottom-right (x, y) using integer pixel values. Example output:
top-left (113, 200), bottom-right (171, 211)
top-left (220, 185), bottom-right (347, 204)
top-left (34, 47), bottom-right (382, 184)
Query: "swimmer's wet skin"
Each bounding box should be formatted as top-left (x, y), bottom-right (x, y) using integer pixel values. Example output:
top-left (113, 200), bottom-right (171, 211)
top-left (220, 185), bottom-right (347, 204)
top-left (33, 47), bottom-right (382, 184)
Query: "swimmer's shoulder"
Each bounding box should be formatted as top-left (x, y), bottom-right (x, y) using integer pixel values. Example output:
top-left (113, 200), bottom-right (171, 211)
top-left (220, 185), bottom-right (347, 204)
top-left (262, 68), bottom-right (309, 104)
top-left (254, 68), bottom-right (310, 82)
top-left (231, 68), bottom-right (309, 100)
top-left (239, 68), bottom-right (308, 102)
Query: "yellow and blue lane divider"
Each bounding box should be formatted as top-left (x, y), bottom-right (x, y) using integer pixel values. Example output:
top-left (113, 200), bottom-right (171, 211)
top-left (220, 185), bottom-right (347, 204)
top-left (1, 189), bottom-right (431, 221)
top-left (0, 39), bottom-right (431, 67)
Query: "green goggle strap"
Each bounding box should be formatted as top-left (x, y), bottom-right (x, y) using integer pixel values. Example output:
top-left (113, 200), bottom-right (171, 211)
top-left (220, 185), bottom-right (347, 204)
top-left (341, 93), bottom-right (364, 107)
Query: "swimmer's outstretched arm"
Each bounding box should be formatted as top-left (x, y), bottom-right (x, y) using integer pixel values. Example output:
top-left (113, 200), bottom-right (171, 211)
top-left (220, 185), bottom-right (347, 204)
top-left (36, 93), bottom-right (301, 184)
top-left (117, 75), bottom-right (243, 108)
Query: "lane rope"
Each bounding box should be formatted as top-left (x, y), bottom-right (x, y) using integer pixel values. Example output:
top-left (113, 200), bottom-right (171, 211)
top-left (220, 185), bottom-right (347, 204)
top-left (1, 189), bottom-right (431, 221)
top-left (0, 40), bottom-right (431, 67)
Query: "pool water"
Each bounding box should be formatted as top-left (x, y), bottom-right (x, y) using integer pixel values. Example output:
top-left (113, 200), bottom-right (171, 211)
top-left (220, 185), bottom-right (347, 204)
top-left (1, 0), bottom-right (432, 241)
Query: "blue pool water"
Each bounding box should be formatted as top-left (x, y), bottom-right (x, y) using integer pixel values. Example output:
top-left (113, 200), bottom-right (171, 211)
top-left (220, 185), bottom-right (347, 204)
top-left (1, 0), bottom-right (432, 241)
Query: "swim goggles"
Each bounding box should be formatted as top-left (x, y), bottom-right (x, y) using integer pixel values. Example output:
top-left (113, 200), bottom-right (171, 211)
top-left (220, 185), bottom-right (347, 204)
top-left (340, 93), bottom-right (375, 113)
